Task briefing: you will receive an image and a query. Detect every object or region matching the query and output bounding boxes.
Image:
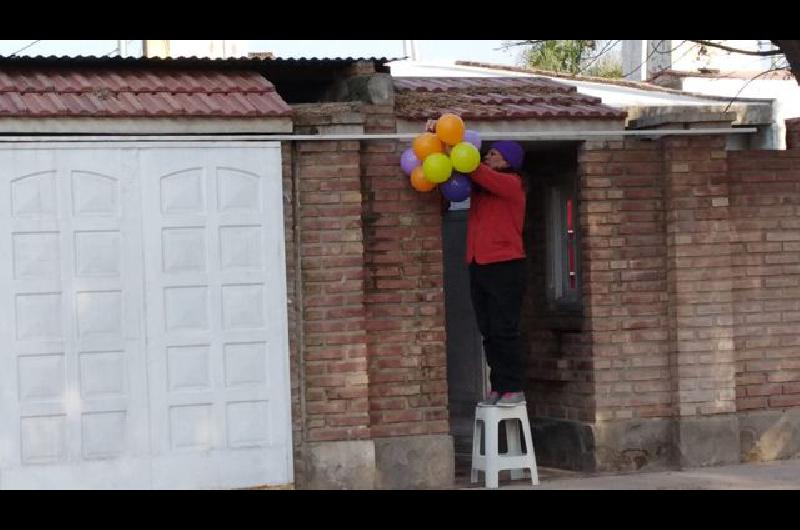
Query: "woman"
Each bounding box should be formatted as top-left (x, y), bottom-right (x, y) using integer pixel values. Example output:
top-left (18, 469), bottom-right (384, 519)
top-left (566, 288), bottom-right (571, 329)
top-left (466, 141), bottom-right (528, 406)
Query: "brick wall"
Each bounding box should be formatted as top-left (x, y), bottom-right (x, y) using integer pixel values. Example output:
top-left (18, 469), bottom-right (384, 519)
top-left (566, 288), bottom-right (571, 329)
top-left (663, 136), bottom-right (737, 418)
top-left (290, 104), bottom-right (371, 450)
top-left (287, 102), bottom-right (450, 483)
top-left (578, 138), bottom-right (672, 422)
top-left (361, 105), bottom-right (449, 438)
top-left (576, 133), bottom-right (800, 425)
top-left (281, 142), bottom-right (306, 482)
top-left (729, 147), bottom-right (800, 412)
top-left (285, 99), bottom-right (800, 476)
top-left (295, 137), bottom-right (371, 443)
top-left (787, 118), bottom-right (800, 150)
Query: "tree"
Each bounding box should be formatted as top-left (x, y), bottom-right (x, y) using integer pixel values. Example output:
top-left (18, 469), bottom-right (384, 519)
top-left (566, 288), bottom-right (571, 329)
top-left (674, 40), bottom-right (799, 85)
top-left (517, 40), bottom-right (622, 78)
top-left (507, 40), bottom-right (800, 84)
top-left (522, 40), bottom-right (593, 74)
top-left (771, 41), bottom-right (800, 84)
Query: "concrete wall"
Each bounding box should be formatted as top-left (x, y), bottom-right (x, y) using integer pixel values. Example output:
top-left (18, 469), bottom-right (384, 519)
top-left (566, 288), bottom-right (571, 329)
top-left (679, 77), bottom-right (800, 150)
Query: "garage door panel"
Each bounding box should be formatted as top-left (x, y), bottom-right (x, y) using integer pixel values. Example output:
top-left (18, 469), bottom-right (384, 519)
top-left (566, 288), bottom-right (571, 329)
top-left (3, 457), bottom-right (154, 489)
top-left (0, 142), bottom-right (290, 489)
top-left (141, 144), bottom-right (290, 488)
top-left (0, 147), bottom-right (144, 487)
top-left (11, 169), bottom-right (59, 219)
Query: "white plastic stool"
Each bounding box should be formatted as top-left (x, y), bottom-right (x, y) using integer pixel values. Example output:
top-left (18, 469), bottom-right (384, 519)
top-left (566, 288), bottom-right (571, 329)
top-left (471, 403), bottom-right (539, 488)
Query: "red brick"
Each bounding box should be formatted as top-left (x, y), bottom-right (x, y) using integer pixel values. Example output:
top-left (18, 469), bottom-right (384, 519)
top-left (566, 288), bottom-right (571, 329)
top-left (769, 395), bottom-right (800, 408)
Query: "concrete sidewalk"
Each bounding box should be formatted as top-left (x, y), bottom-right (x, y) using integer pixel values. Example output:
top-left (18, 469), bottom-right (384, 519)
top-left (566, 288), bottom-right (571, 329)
top-left (458, 459), bottom-right (800, 490)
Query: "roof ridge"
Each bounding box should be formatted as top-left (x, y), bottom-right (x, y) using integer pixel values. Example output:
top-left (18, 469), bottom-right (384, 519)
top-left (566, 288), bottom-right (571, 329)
top-left (0, 68), bottom-right (291, 118)
top-left (0, 87), bottom-right (276, 94)
top-left (452, 60), bottom-right (786, 103)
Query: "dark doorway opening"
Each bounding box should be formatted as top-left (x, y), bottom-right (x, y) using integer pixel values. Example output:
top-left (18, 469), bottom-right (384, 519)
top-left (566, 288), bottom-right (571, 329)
top-left (443, 141), bottom-right (582, 475)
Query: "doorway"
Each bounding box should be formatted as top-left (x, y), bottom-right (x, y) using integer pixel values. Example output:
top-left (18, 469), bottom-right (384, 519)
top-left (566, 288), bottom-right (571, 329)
top-left (442, 207), bottom-right (486, 467)
top-left (442, 141), bottom-right (582, 473)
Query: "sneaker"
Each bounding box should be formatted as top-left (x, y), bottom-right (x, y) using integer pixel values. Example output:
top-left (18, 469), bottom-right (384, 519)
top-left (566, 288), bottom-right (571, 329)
top-left (478, 391), bottom-right (500, 407)
top-left (496, 392), bottom-right (526, 407)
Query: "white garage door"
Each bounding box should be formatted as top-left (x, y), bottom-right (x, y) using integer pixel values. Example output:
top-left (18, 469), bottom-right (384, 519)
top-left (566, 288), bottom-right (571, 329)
top-left (0, 141), bottom-right (292, 489)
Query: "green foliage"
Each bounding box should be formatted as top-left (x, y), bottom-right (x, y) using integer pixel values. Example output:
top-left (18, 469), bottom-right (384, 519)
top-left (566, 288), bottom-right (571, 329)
top-left (523, 40), bottom-right (594, 74)
top-left (585, 56), bottom-right (623, 78)
top-left (521, 40), bottom-right (622, 78)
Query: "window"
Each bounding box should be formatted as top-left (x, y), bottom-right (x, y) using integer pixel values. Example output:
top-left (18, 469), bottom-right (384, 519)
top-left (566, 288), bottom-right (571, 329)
top-left (546, 174), bottom-right (581, 310)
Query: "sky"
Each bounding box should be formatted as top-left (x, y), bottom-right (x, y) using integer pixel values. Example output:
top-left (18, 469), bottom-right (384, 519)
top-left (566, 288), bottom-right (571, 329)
top-left (0, 39), bottom-right (526, 66)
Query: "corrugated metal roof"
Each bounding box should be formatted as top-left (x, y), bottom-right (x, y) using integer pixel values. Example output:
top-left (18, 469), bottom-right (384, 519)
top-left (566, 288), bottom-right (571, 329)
top-left (394, 76), bottom-right (627, 121)
top-left (0, 67), bottom-right (292, 118)
top-left (0, 55), bottom-right (395, 68)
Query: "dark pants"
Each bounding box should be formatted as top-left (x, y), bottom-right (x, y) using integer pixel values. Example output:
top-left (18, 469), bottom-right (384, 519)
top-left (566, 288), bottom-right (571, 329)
top-left (469, 258), bottom-right (526, 393)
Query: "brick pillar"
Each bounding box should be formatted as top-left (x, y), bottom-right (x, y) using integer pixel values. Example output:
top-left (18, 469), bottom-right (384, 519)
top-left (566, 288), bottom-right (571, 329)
top-left (579, 138), bottom-right (673, 472)
top-left (663, 136), bottom-right (739, 466)
top-left (292, 101), bottom-right (453, 489)
top-left (787, 118), bottom-right (800, 150)
top-left (361, 104), bottom-right (453, 488)
top-left (297, 139), bottom-right (370, 443)
top-left (292, 104), bottom-right (375, 488)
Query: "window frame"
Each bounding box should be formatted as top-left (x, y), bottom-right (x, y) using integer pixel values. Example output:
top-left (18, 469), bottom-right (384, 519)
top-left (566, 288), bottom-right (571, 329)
top-left (545, 172), bottom-right (582, 312)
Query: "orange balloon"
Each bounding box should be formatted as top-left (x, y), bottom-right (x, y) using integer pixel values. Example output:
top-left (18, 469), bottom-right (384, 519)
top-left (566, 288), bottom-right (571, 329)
top-left (435, 113), bottom-right (465, 146)
top-left (410, 166), bottom-right (436, 192)
top-left (412, 132), bottom-right (443, 161)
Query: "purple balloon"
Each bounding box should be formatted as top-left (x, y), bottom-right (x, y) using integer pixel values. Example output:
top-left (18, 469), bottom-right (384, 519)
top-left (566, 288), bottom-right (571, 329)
top-left (400, 148), bottom-right (421, 176)
top-left (463, 130), bottom-right (482, 150)
top-left (440, 172), bottom-right (472, 202)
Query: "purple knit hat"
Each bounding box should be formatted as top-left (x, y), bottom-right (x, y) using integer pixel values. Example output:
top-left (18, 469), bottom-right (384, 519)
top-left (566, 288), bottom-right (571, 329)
top-left (489, 141), bottom-right (525, 170)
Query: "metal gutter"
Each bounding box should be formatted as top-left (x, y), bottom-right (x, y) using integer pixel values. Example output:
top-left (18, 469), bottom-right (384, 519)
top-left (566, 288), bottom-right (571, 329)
top-left (0, 128), bottom-right (758, 143)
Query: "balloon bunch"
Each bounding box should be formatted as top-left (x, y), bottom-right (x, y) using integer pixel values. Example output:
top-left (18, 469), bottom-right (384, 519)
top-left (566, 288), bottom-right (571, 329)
top-left (400, 113), bottom-right (482, 202)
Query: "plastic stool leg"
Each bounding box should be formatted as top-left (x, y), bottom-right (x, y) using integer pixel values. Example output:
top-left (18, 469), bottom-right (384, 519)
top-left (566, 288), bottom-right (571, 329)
top-left (520, 416), bottom-right (539, 486)
top-left (506, 418), bottom-right (524, 481)
top-left (471, 416), bottom-right (482, 484)
top-left (484, 415), bottom-right (499, 488)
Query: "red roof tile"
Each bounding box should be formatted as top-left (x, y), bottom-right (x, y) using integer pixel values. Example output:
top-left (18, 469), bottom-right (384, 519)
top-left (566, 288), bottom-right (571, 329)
top-left (394, 77), bottom-right (626, 121)
top-left (0, 67), bottom-right (292, 118)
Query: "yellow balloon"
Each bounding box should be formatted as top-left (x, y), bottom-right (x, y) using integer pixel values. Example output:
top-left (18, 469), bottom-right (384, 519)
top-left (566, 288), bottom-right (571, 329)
top-left (422, 153), bottom-right (453, 184)
top-left (450, 142), bottom-right (481, 173)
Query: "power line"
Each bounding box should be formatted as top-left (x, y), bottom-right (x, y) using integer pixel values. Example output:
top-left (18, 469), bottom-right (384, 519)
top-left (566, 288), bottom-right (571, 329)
top-left (690, 40), bottom-right (784, 57)
top-left (578, 40), bottom-right (621, 75)
top-left (723, 66), bottom-right (793, 114)
top-left (652, 40), bottom-right (689, 55)
top-left (9, 40), bottom-right (42, 57)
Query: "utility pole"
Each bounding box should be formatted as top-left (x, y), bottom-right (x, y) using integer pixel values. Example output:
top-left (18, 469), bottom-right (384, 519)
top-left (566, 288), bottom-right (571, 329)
top-left (402, 40), bottom-right (418, 61)
top-left (116, 40), bottom-right (128, 58)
